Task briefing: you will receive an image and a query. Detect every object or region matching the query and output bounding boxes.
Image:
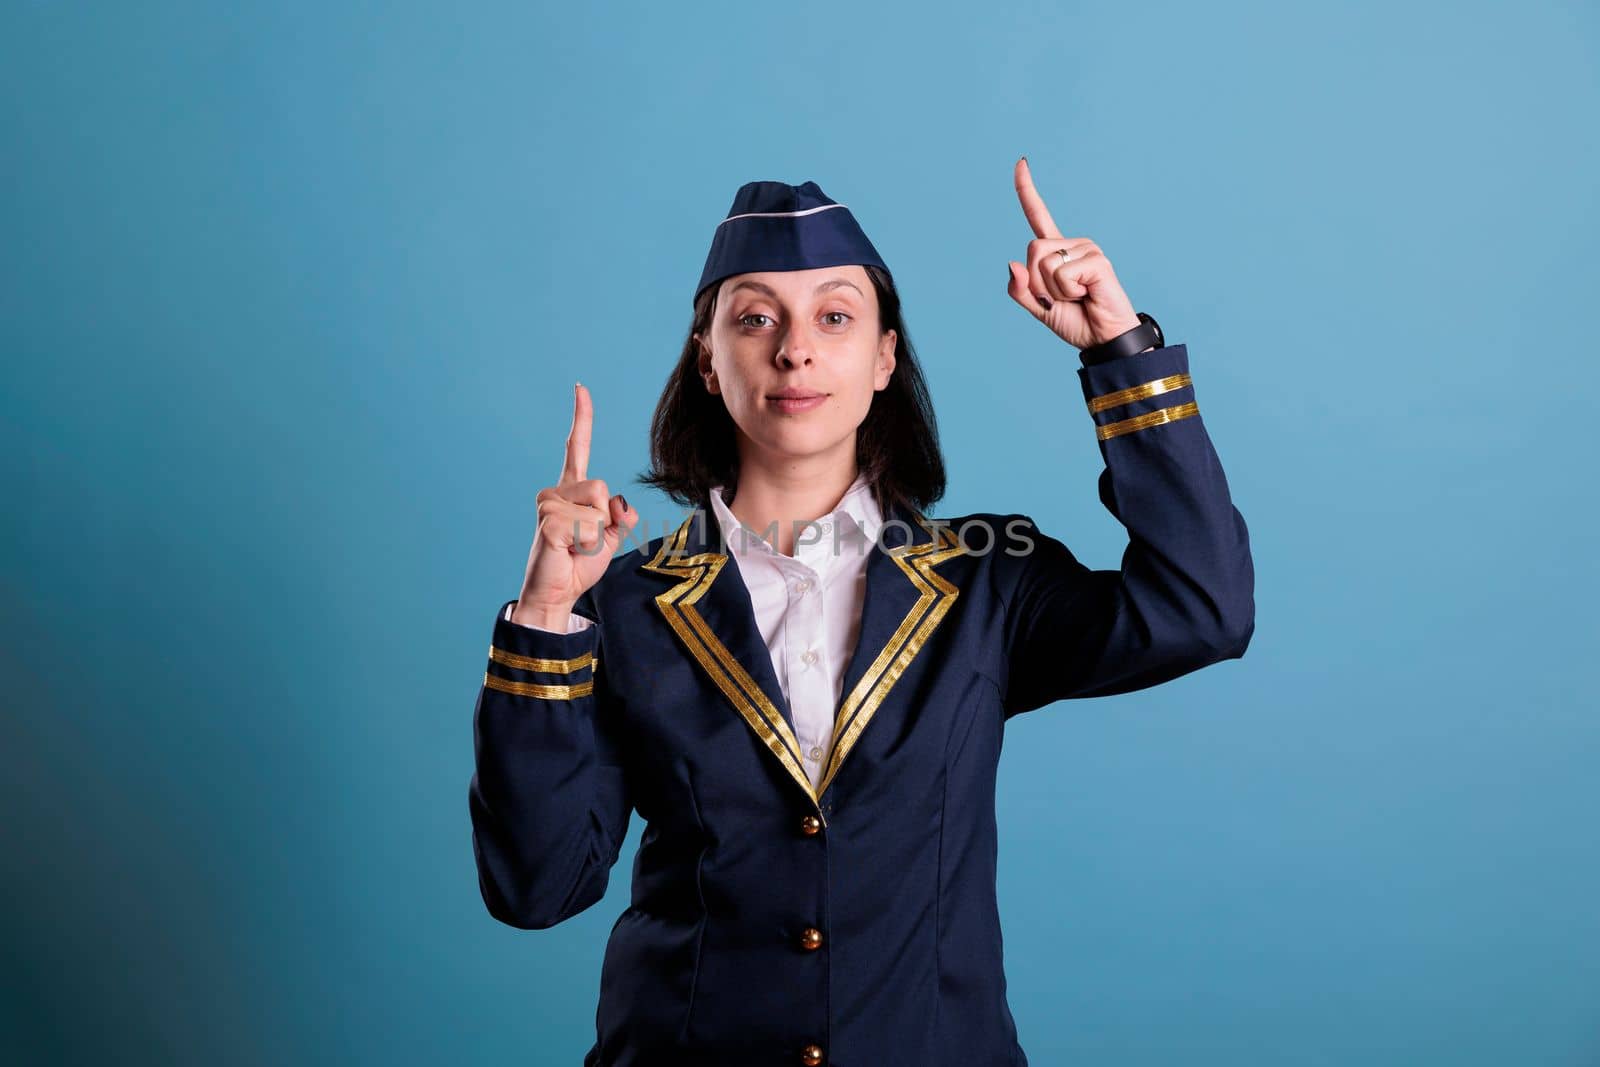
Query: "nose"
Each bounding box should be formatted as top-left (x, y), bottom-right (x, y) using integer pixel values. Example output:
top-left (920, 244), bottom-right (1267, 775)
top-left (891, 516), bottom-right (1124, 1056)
top-left (776, 322), bottom-right (813, 367)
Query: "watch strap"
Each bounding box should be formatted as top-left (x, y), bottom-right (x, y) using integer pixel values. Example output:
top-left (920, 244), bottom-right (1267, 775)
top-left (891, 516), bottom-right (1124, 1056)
top-left (1079, 312), bottom-right (1163, 365)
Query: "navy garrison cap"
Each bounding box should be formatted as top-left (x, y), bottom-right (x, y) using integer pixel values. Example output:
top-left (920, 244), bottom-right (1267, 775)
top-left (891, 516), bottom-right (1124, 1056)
top-left (694, 180), bottom-right (891, 307)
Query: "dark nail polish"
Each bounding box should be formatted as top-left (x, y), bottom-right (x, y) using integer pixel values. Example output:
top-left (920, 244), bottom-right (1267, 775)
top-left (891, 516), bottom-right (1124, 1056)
top-left (618, 494), bottom-right (628, 511)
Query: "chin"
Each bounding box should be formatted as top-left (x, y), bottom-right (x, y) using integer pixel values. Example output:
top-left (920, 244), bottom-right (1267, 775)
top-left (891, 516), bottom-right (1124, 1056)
top-left (756, 422), bottom-right (846, 455)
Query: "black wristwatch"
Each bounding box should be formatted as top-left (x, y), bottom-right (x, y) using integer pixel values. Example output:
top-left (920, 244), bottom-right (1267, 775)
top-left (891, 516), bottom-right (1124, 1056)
top-left (1079, 312), bottom-right (1164, 365)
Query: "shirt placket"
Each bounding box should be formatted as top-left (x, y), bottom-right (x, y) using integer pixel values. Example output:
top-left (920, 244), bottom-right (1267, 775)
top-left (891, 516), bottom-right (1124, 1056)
top-left (788, 520), bottom-right (841, 788)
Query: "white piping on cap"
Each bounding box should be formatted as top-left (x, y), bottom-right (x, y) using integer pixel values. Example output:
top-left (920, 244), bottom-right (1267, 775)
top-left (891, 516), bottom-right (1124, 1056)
top-left (715, 203), bottom-right (849, 228)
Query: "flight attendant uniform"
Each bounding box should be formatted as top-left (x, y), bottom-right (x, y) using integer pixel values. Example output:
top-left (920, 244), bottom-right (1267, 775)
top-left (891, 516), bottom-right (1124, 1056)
top-left (468, 179), bottom-right (1256, 1066)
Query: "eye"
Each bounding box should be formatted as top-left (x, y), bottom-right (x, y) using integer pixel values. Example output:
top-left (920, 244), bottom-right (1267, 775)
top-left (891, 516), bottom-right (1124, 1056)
top-left (822, 312), bottom-right (852, 327)
top-left (738, 313), bottom-right (773, 328)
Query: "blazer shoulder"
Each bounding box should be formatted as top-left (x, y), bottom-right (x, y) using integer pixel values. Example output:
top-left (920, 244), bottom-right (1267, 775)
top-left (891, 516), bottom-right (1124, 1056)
top-left (916, 509), bottom-right (1048, 597)
top-left (935, 509), bottom-right (1041, 560)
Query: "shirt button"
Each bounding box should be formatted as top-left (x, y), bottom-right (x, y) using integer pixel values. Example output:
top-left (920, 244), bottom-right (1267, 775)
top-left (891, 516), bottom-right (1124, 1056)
top-left (800, 1044), bottom-right (825, 1066)
top-left (808, 745), bottom-right (823, 761)
top-left (799, 814), bottom-right (822, 836)
top-left (799, 927), bottom-right (823, 951)
top-left (801, 648), bottom-right (819, 667)
top-left (795, 578), bottom-right (813, 594)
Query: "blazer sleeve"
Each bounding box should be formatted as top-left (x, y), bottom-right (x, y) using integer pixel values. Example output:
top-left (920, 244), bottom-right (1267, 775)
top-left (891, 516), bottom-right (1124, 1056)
top-left (500, 601), bottom-right (594, 632)
top-left (468, 587), bottom-right (633, 929)
top-left (1000, 342), bottom-right (1255, 718)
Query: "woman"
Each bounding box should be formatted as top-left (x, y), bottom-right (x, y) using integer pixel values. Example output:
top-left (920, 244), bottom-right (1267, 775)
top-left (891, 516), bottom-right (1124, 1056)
top-left (469, 159), bottom-right (1255, 1067)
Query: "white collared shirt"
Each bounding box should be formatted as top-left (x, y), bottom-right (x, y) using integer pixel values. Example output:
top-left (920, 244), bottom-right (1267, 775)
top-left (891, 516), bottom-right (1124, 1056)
top-left (707, 472), bottom-right (881, 791)
top-left (504, 473), bottom-right (882, 792)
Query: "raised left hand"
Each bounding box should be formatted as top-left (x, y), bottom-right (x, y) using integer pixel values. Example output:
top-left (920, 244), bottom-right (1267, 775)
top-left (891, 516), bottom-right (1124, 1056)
top-left (1006, 156), bottom-right (1143, 351)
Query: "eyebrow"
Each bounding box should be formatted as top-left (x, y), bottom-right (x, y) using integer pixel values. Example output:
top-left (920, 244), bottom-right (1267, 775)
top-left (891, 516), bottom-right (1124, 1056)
top-left (728, 278), bottom-right (864, 300)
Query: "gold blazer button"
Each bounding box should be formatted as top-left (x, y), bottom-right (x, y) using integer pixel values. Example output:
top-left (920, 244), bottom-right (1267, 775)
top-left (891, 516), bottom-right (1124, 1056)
top-left (800, 1043), bottom-right (825, 1065)
top-left (799, 927), bottom-right (823, 951)
top-left (799, 814), bottom-right (822, 836)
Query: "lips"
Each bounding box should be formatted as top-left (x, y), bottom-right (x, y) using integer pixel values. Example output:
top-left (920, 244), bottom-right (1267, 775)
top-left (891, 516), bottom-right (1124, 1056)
top-left (768, 390), bottom-right (828, 414)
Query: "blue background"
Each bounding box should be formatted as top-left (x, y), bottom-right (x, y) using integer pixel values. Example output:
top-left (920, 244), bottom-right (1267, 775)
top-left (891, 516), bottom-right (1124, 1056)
top-left (4, 2), bottom-right (1597, 1064)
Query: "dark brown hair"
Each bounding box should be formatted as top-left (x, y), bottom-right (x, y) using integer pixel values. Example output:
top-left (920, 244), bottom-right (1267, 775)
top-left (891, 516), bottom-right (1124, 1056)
top-left (634, 264), bottom-right (946, 523)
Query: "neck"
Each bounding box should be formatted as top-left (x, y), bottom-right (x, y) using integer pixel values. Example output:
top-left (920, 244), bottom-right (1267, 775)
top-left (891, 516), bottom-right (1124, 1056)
top-left (726, 449), bottom-right (861, 558)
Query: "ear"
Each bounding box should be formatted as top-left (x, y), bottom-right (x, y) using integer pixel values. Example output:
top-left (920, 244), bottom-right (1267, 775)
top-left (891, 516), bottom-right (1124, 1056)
top-left (695, 333), bottom-right (720, 395)
top-left (875, 329), bottom-right (897, 390)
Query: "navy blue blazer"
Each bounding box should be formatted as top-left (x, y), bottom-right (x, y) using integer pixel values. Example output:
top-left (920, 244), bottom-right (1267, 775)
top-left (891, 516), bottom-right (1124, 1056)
top-left (469, 342), bottom-right (1254, 1066)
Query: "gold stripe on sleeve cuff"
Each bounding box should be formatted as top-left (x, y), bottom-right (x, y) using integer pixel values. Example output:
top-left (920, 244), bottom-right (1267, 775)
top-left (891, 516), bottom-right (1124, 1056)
top-left (483, 672), bottom-right (595, 700)
top-left (488, 646), bottom-right (594, 673)
top-left (1086, 373), bottom-right (1192, 414)
top-left (1095, 401), bottom-right (1200, 440)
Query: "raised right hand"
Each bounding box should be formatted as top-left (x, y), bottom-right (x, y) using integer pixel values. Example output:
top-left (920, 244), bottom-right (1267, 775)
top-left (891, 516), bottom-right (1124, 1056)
top-left (514, 383), bottom-right (638, 627)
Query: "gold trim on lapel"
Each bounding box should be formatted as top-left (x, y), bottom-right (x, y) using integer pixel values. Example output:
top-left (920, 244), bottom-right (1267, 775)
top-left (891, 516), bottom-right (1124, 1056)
top-left (641, 517), bottom-right (819, 808)
top-left (816, 522), bottom-right (967, 797)
top-left (641, 504), bottom-right (968, 813)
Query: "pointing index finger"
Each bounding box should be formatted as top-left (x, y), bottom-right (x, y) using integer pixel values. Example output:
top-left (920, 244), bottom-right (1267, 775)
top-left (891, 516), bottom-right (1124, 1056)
top-left (1013, 157), bottom-right (1062, 240)
top-left (561, 382), bottom-right (592, 486)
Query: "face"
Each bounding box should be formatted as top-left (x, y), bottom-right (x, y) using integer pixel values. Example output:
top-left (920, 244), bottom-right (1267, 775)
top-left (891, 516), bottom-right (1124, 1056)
top-left (695, 265), bottom-right (896, 468)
